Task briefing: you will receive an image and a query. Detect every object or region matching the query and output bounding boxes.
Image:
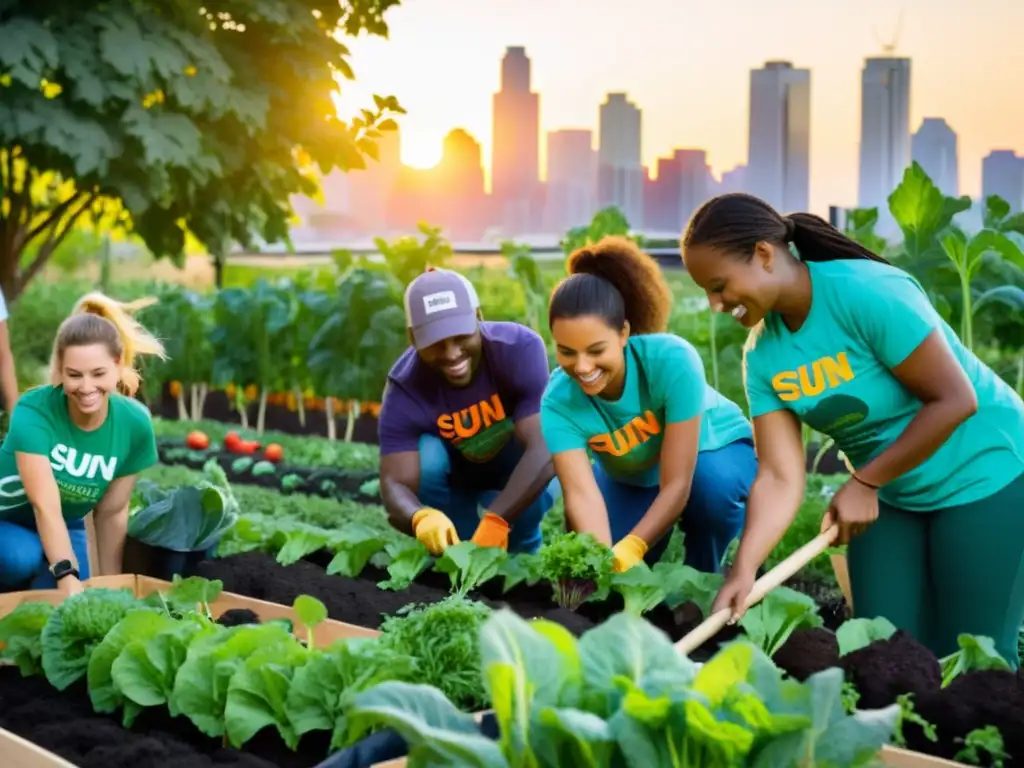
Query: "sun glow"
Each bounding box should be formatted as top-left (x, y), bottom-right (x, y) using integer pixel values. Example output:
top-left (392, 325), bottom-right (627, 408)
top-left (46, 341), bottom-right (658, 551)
top-left (400, 134), bottom-right (442, 170)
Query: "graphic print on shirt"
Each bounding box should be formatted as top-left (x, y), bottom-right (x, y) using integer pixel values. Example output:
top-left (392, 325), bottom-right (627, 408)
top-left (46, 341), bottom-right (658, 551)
top-left (769, 351), bottom-right (882, 457)
top-left (0, 443), bottom-right (117, 512)
top-left (436, 393), bottom-right (514, 462)
top-left (587, 410), bottom-right (662, 457)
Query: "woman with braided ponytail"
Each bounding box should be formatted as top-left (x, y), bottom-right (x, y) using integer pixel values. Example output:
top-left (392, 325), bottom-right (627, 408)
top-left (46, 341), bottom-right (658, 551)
top-left (0, 292), bottom-right (165, 594)
top-left (539, 236), bottom-right (756, 574)
top-left (682, 192), bottom-right (1024, 667)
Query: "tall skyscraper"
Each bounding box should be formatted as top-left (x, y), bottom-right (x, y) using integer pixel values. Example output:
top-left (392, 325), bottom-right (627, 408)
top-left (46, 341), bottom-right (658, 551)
top-left (491, 46), bottom-right (540, 234)
top-left (647, 149), bottom-right (713, 231)
top-left (598, 93), bottom-right (643, 227)
top-left (911, 118), bottom-right (959, 197)
top-left (747, 61), bottom-right (811, 212)
top-left (858, 56), bottom-right (912, 211)
top-left (544, 129), bottom-right (597, 233)
top-left (982, 150), bottom-right (1024, 213)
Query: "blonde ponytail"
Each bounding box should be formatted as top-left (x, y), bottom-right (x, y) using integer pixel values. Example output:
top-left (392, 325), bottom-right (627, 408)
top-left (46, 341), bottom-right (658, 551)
top-left (50, 292), bottom-right (167, 396)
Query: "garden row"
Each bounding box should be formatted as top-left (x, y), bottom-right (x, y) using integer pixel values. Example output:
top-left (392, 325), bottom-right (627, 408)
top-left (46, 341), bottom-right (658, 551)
top-left (118, 463), bottom-right (1017, 764)
top-left (0, 539), bottom-right (1018, 766)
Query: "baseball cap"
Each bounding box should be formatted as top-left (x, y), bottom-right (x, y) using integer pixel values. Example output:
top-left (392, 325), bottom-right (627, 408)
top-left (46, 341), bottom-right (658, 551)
top-left (403, 268), bottom-right (481, 349)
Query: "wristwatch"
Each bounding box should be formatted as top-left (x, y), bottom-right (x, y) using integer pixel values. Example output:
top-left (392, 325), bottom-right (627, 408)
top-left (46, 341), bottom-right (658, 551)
top-left (49, 559), bottom-right (79, 582)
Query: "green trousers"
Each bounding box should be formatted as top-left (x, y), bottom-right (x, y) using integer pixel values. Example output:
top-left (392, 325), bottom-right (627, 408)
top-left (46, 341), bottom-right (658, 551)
top-left (847, 471), bottom-right (1024, 668)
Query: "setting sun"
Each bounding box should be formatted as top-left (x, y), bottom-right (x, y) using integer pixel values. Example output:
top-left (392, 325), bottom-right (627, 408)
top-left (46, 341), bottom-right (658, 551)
top-left (400, 135), bottom-right (442, 169)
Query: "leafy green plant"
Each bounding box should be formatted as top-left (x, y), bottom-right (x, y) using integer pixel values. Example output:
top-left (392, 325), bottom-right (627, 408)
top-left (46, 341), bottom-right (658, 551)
top-left (0, 601), bottom-right (54, 674)
top-left (128, 460), bottom-right (239, 552)
top-left (377, 596), bottom-right (492, 711)
top-left (308, 264), bottom-right (408, 441)
top-left (434, 541), bottom-right (507, 597)
top-left (938, 634), bottom-right (1012, 687)
top-left (537, 532), bottom-right (615, 611)
top-left (347, 609), bottom-right (901, 767)
top-left (736, 586), bottom-right (823, 657)
top-left (954, 725), bottom-right (1010, 768)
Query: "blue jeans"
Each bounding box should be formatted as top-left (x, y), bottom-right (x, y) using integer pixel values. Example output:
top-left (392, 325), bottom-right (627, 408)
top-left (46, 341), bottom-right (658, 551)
top-left (601, 437), bottom-right (757, 573)
top-left (418, 434), bottom-right (561, 554)
top-left (0, 517), bottom-right (91, 589)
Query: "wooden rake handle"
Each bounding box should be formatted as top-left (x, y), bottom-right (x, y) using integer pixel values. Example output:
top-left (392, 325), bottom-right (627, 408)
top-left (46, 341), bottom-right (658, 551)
top-left (673, 524), bottom-right (839, 656)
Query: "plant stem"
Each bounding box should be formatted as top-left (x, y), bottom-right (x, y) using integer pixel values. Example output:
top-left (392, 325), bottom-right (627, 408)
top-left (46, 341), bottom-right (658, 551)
top-left (960, 274), bottom-right (973, 351)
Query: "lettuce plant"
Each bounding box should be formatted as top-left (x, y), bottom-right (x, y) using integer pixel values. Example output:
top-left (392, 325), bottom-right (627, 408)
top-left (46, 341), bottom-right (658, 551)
top-left (40, 587), bottom-right (143, 691)
top-left (736, 586), bottom-right (823, 657)
top-left (538, 532), bottom-right (614, 611)
top-left (434, 541), bottom-right (506, 597)
top-left (347, 609), bottom-right (902, 767)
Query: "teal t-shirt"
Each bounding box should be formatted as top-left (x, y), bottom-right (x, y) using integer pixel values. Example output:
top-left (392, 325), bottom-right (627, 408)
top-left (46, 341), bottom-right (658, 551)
top-left (0, 385), bottom-right (159, 524)
top-left (540, 333), bottom-right (752, 487)
top-left (744, 259), bottom-right (1024, 511)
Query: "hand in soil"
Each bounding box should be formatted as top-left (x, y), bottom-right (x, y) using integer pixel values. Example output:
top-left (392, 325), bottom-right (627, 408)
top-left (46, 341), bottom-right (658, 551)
top-left (826, 478), bottom-right (879, 545)
top-left (58, 576), bottom-right (84, 597)
top-left (712, 565), bottom-right (756, 622)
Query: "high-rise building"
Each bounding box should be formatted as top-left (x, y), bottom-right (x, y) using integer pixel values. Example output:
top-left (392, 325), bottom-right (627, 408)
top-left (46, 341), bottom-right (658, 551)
top-left (858, 56), bottom-right (912, 212)
top-left (982, 150), bottom-right (1024, 213)
top-left (646, 149), bottom-right (713, 231)
top-left (544, 129), bottom-right (596, 233)
top-left (491, 46), bottom-right (541, 234)
top-left (598, 93), bottom-right (643, 227)
top-left (911, 118), bottom-right (959, 197)
top-left (747, 61), bottom-right (811, 212)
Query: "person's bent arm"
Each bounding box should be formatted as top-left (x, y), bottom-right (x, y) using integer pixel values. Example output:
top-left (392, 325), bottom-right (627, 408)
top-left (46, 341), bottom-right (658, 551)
top-left (729, 409), bottom-right (807, 578)
top-left (379, 451), bottom-right (423, 535)
top-left (484, 414), bottom-right (554, 524)
top-left (15, 452), bottom-right (78, 577)
top-left (92, 474), bottom-right (137, 576)
top-left (553, 449), bottom-right (612, 545)
top-left (854, 331), bottom-right (977, 488)
top-left (629, 416), bottom-right (700, 545)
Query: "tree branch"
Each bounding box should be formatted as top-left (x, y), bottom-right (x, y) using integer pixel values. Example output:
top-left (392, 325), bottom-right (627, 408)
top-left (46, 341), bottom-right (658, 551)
top-left (19, 190), bottom-right (100, 291)
top-left (22, 190), bottom-right (86, 247)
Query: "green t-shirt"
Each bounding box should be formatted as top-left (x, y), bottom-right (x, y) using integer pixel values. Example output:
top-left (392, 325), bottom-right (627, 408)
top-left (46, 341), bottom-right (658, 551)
top-left (540, 333), bottom-right (753, 487)
top-left (744, 259), bottom-right (1024, 511)
top-left (0, 385), bottom-right (158, 524)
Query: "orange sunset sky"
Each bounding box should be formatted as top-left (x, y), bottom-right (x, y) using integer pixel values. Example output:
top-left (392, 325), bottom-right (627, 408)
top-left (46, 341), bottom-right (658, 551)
top-left (333, 0), bottom-right (1024, 216)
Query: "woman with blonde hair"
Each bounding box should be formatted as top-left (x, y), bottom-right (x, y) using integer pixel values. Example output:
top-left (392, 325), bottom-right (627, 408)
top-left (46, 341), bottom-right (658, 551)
top-left (0, 292), bottom-right (165, 594)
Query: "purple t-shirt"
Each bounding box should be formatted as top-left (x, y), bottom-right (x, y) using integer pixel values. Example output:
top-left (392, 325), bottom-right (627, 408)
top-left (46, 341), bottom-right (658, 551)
top-left (378, 322), bottom-right (550, 463)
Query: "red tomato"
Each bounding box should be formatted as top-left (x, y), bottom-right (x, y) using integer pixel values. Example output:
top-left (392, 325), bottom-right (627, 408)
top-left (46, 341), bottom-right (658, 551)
top-left (185, 430), bottom-right (210, 450)
top-left (264, 443), bottom-right (284, 462)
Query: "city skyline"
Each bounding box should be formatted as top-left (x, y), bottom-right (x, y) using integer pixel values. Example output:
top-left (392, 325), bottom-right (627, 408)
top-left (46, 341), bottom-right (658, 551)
top-left (332, 0), bottom-right (1024, 215)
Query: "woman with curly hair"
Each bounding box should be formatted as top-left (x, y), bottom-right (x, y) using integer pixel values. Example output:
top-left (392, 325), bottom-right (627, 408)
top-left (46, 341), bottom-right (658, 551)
top-left (539, 236), bottom-right (756, 573)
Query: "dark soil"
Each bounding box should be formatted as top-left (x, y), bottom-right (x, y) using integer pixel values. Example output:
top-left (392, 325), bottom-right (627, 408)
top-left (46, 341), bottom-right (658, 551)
top-left (840, 629), bottom-right (943, 710)
top-left (0, 639), bottom-right (333, 768)
top-left (903, 668), bottom-right (1024, 763)
top-left (773, 627), bottom-right (841, 681)
top-left (147, 388), bottom-right (382, 445)
top-left (156, 441), bottom-right (380, 505)
top-left (192, 551), bottom-right (850, 663)
top-left (194, 551), bottom-right (598, 641)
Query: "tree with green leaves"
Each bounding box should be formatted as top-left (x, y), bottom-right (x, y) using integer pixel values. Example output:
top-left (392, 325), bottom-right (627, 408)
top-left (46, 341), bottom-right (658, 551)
top-left (0, 0), bottom-right (404, 300)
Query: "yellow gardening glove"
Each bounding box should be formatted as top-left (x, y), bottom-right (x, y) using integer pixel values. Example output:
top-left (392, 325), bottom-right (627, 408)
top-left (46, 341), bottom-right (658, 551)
top-left (612, 534), bottom-right (648, 573)
top-left (471, 512), bottom-right (510, 550)
top-left (411, 507), bottom-right (460, 555)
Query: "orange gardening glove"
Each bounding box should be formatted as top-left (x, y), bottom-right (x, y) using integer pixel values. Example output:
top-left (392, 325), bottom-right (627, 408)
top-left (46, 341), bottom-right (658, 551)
top-left (612, 534), bottom-right (648, 573)
top-left (471, 512), bottom-right (510, 550)
top-left (411, 508), bottom-right (460, 555)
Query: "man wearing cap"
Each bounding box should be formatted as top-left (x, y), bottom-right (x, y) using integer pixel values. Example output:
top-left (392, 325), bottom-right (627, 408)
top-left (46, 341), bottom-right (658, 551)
top-left (377, 268), bottom-right (560, 555)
